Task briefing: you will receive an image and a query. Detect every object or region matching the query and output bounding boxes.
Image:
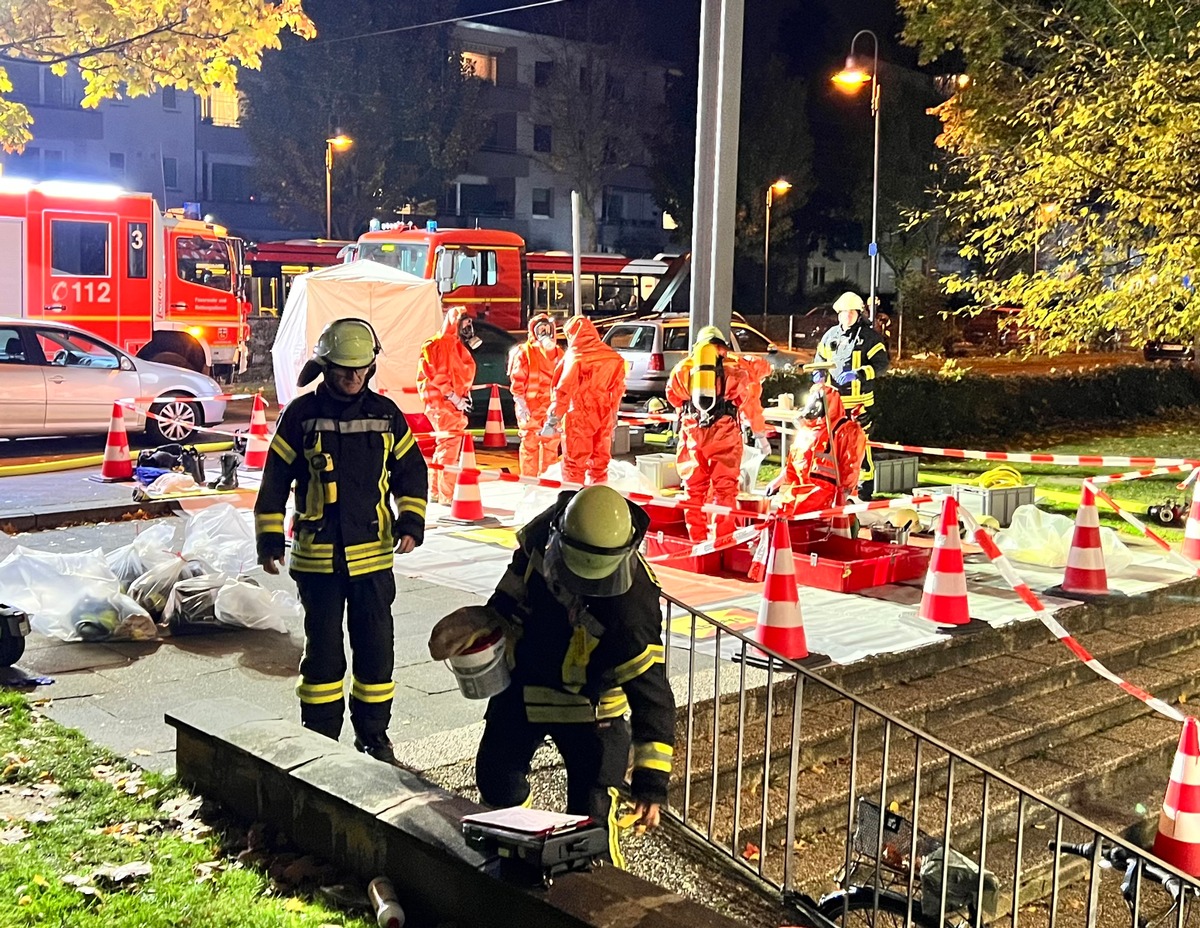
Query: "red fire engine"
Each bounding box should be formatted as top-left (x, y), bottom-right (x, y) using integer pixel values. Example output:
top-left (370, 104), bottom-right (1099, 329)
top-left (0, 178), bottom-right (249, 377)
top-left (351, 222), bottom-right (526, 330)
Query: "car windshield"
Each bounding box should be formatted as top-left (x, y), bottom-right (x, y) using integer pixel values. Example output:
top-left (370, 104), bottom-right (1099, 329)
top-left (176, 238), bottom-right (233, 292)
top-left (35, 329), bottom-right (121, 368)
top-left (359, 242), bottom-right (429, 276)
top-left (733, 326), bottom-right (771, 353)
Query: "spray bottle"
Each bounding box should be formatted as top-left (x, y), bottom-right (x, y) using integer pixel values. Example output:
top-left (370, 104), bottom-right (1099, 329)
top-left (368, 877), bottom-right (405, 928)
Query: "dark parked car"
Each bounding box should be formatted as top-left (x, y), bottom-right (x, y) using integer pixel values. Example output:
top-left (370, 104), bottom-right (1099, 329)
top-left (1144, 339), bottom-right (1195, 362)
top-left (469, 320), bottom-right (519, 427)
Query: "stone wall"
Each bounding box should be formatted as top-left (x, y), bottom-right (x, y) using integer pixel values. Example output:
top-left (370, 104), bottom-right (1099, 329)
top-left (247, 314), bottom-right (280, 383)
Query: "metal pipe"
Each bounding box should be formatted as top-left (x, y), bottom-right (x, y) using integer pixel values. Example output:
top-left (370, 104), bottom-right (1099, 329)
top-left (759, 660), bottom-right (775, 880)
top-left (762, 185), bottom-right (772, 330)
top-left (783, 676), bottom-right (804, 893)
top-left (708, 628), bottom-right (722, 840)
top-left (571, 191), bottom-right (583, 316)
top-left (324, 141), bottom-right (333, 240)
top-left (732, 639), bottom-right (748, 857)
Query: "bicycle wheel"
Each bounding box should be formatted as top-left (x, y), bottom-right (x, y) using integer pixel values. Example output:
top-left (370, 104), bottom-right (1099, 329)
top-left (819, 887), bottom-right (945, 928)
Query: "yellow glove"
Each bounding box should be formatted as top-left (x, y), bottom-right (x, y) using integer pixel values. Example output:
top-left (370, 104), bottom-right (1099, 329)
top-left (428, 605), bottom-right (505, 661)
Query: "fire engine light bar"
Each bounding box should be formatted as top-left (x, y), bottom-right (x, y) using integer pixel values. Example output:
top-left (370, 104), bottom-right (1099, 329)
top-left (35, 180), bottom-right (124, 200)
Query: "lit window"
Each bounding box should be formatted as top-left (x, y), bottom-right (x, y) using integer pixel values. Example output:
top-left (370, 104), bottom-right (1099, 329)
top-left (201, 86), bottom-right (241, 128)
top-left (462, 51), bottom-right (497, 84)
top-left (662, 212), bottom-right (678, 231)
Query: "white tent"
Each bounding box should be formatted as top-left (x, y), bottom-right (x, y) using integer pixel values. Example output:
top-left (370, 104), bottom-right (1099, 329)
top-left (271, 261), bottom-right (443, 412)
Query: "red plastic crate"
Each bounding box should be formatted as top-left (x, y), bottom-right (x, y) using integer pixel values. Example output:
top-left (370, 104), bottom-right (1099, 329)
top-left (791, 536), bottom-right (930, 593)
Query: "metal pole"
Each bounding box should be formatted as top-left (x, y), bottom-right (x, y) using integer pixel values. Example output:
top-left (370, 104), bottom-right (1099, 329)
top-left (868, 66), bottom-right (881, 323)
top-left (571, 190), bottom-right (583, 316)
top-left (688, 0), bottom-right (720, 342)
top-left (324, 141), bottom-right (333, 240)
top-left (762, 186), bottom-right (772, 329)
top-left (709, 0), bottom-right (744, 337)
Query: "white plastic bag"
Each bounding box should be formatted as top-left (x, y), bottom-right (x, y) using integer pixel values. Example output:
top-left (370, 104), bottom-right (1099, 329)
top-left (163, 573), bottom-right (229, 635)
top-left (128, 556), bottom-right (210, 621)
top-left (0, 547), bottom-right (120, 641)
top-left (994, 504), bottom-right (1133, 574)
top-left (74, 592), bottom-right (158, 642)
top-left (145, 472), bottom-right (199, 495)
top-left (105, 521), bottom-right (178, 591)
top-left (182, 503), bottom-right (257, 575)
top-left (740, 444), bottom-right (766, 492)
top-left (214, 577), bottom-right (298, 634)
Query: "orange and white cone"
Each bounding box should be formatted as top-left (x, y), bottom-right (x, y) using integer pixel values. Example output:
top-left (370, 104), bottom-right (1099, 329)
top-left (483, 385), bottom-right (507, 449)
top-left (96, 403), bottom-right (133, 481)
top-left (1153, 716), bottom-right (1200, 877)
top-left (1049, 484), bottom-right (1112, 597)
top-left (752, 518), bottom-right (808, 660)
top-left (917, 495), bottom-right (970, 625)
top-left (243, 393), bottom-right (269, 471)
top-left (831, 511), bottom-right (855, 539)
top-left (446, 434), bottom-right (486, 522)
top-left (1183, 475), bottom-right (1200, 562)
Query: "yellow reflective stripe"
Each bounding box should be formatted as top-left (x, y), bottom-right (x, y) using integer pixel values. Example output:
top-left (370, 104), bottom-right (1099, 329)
top-left (294, 538), bottom-right (334, 555)
top-left (607, 787), bottom-right (626, 869)
top-left (396, 495), bottom-right (427, 518)
top-left (526, 705), bottom-right (599, 723)
top-left (861, 365), bottom-right (876, 380)
top-left (350, 679), bottom-right (395, 703)
top-left (377, 433), bottom-right (394, 549)
top-left (297, 679), bottom-right (344, 703)
top-left (303, 437), bottom-right (325, 522)
top-left (597, 689), bottom-right (629, 719)
top-left (325, 480), bottom-right (338, 504)
top-left (255, 513), bottom-right (284, 534)
top-left (270, 434), bottom-right (296, 465)
top-left (637, 553), bottom-right (658, 586)
top-left (393, 430), bottom-right (416, 459)
top-left (346, 540), bottom-right (392, 557)
top-left (633, 741), bottom-right (674, 773)
top-left (867, 342), bottom-right (886, 359)
top-left (608, 644), bottom-right (664, 686)
top-left (347, 555), bottom-right (394, 577)
top-left (817, 342), bottom-right (830, 359)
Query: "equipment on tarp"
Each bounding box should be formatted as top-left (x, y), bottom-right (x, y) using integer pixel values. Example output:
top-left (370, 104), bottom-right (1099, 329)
top-left (461, 807), bottom-right (609, 886)
top-left (0, 604), bottom-right (30, 667)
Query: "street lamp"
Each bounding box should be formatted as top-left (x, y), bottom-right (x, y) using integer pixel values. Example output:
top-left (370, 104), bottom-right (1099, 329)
top-left (324, 133), bottom-right (353, 239)
top-left (762, 178), bottom-right (792, 329)
top-left (833, 30), bottom-right (881, 322)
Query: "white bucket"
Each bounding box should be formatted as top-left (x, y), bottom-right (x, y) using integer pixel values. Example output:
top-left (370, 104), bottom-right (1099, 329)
top-left (446, 628), bottom-right (511, 700)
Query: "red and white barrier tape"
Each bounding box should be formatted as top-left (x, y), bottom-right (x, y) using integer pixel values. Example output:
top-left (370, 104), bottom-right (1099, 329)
top-left (1082, 480), bottom-right (1200, 577)
top-left (618, 411), bottom-right (678, 424)
top-left (644, 525), bottom-right (763, 564)
top-left (117, 391), bottom-right (267, 407)
top-left (1089, 465), bottom-right (1194, 486)
top-left (116, 401), bottom-right (251, 442)
top-left (957, 505), bottom-right (1186, 723)
top-left (869, 441), bottom-right (1199, 470)
top-left (786, 494), bottom-right (935, 523)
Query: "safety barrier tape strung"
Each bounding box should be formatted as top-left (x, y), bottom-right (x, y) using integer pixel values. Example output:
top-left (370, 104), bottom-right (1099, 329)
top-left (115, 401), bottom-right (248, 442)
top-left (116, 391), bottom-right (267, 407)
top-left (644, 525), bottom-right (763, 564)
top-left (957, 505), bottom-right (1187, 723)
top-left (1089, 464), bottom-right (1195, 486)
top-left (1082, 480), bottom-right (1200, 577)
top-left (869, 441), bottom-right (1199, 470)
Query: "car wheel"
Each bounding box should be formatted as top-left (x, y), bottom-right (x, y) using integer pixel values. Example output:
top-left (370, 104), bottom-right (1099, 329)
top-left (148, 397), bottom-right (200, 444)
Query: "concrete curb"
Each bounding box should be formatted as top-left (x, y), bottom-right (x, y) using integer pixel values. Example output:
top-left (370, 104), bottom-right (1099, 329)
top-left (0, 499), bottom-right (177, 534)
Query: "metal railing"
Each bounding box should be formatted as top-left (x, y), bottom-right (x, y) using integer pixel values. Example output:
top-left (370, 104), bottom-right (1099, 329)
top-left (659, 591), bottom-right (1200, 928)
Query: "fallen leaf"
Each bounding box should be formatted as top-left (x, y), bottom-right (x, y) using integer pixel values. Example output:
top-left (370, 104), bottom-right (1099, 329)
top-left (31, 874), bottom-right (49, 888)
top-left (742, 842), bottom-right (760, 862)
top-left (0, 826), bottom-right (29, 844)
top-left (62, 875), bottom-right (92, 888)
top-left (94, 861), bottom-right (153, 884)
top-left (194, 861), bottom-right (224, 883)
top-left (17, 895), bottom-right (30, 906)
top-left (283, 898), bottom-right (306, 912)
top-left (23, 810), bottom-right (55, 824)
top-left (131, 749), bottom-right (152, 756)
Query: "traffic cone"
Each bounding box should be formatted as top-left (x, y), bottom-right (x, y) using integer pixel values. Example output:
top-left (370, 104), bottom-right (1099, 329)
top-left (442, 435), bottom-right (498, 526)
top-left (917, 495), bottom-right (970, 625)
top-left (752, 518), bottom-right (808, 660)
top-left (831, 511), bottom-right (855, 539)
top-left (243, 393), bottom-right (269, 471)
top-left (95, 403), bottom-right (133, 482)
top-left (482, 385), bottom-right (507, 449)
top-left (1182, 477), bottom-right (1200, 562)
top-left (1153, 716), bottom-right (1200, 878)
top-left (1047, 484), bottom-right (1119, 599)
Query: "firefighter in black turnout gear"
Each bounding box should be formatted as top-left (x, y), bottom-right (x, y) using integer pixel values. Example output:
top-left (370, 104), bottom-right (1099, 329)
top-left (815, 291), bottom-right (890, 499)
top-left (255, 318), bottom-right (428, 765)
top-left (429, 486), bottom-right (675, 867)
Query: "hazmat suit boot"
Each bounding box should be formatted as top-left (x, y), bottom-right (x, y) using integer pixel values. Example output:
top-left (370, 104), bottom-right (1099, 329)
top-left (208, 452), bottom-right (240, 490)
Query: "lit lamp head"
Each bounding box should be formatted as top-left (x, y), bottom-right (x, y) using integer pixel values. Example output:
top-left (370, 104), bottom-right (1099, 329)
top-left (832, 56), bottom-right (873, 94)
top-left (326, 134), bottom-right (353, 151)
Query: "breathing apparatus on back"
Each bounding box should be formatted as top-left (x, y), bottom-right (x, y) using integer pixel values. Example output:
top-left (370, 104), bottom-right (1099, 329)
top-left (689, 326), bottom-right (728, 425)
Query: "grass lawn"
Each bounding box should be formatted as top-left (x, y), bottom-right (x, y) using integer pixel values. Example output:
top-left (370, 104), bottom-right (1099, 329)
top-left (0, 692), bottom-right (370, 928)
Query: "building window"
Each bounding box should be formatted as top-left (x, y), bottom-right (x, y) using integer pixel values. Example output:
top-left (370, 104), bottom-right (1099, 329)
top-left (534, 60), bottom-right (554, 87)
top-left (50, 220), bottom-right (110, 277)
top-left (43, 71), bottom-right (64, 107)
top-left (109, 152), bottom-right (125, 175)
top-left (162, 156), bottom-right (178, 190)
top-left (211, 163), bottom-right (253, 201)
top-left (200, 86), bottom-right (240, 127)
top-left (811, 265), bottom-right (827, 287)
top-left (462, 51), bottom-right (497, 84)
top-left (162, 86), bottom-right (177, 109)
top-left (532, 187), bottom-right (553, 219)
top-left (533, 124), bottom-right (552, 153)
top-left (5, 63), bottom-right (39, 103)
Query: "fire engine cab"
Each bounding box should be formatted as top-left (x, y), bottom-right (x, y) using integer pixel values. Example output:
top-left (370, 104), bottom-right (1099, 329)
top-left (349, 221), bottom-right (525, 330)
top-left (0, 178), bottom-right (249, 377)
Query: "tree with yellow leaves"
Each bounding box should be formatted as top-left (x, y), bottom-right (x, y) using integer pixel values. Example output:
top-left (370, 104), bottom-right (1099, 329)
top-left (898, 0), bottom-right (1200, 354)
top-left (0, 0), bottom-right (314, 151)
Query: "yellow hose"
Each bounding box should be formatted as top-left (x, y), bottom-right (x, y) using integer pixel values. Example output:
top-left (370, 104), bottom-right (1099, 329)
top-left (0, 441), bottom-right (233, 479)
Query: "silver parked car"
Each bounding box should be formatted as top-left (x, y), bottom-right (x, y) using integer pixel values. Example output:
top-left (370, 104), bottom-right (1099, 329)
top-left (0, 317), bottom-right (227, 443)
top-left (601, 314), bottom-right (803, 397)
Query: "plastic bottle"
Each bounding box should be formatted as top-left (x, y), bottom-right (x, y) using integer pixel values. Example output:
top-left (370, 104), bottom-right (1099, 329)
top-left (367, 877), bottom-right (405, 928)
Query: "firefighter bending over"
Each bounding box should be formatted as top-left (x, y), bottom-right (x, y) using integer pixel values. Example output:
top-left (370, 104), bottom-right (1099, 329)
top-left (814, 291), bottom-right (889, 498)
top-left (429, 486), bottom-right (674, 867)
top-left (769, 383), bottom-right (865, 516)
top-left (508, 313), bottom-right (564, 477)
top-left (255, 318), bottom-right (428, 764)
top-left (667, 326), bottom-right (750, 542)
top-left (418, 306), bottom-right (478, 504)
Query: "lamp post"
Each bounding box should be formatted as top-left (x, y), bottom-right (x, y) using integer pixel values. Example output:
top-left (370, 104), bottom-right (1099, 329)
top-left (762, 178), bottom-right (792, 329)
top-left (832, 30), bottom-right (881, 322)
top-left (324, 134), bottom-right (352, 239)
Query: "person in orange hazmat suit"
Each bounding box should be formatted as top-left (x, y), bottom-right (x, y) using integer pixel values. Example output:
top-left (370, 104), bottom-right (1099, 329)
top-left (542, 316), bottom-right (626, 485)
top-left (417, 306), bottom-right (478, 504)
top-left (508, 313), bottom-right (564, 477)
top-left (666, 326), bottom-right (751, 542)
top-left (732, 352), bottom-right (773, 455)
top-left (769, 383), bottom-right (865, 516)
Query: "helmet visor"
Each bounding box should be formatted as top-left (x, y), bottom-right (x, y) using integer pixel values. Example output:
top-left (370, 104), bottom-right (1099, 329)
top-left (543, 523), bottom-right (635, 598)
